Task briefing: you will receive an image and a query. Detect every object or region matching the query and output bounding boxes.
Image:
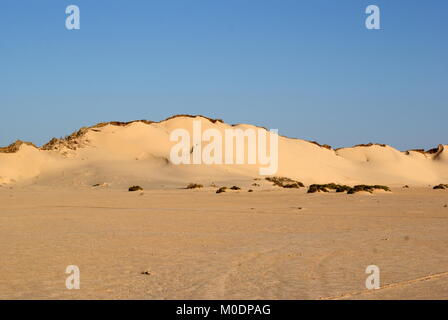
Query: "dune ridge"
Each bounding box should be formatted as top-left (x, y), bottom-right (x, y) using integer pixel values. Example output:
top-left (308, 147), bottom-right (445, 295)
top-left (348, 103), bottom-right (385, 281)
top-left (0, 115), bottom-right (447, 187)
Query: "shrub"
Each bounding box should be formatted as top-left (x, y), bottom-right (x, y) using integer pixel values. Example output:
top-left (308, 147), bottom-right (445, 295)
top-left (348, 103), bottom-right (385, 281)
top-left (307, 183), bottom-right (351, 193)
top-left (307, 183), bottom-right (390, 194)
top-left (307, 184), bottom-right (329, 193)
top-left (433, 184), bottom-right (448, 190)
top-left (283, 182), bottom-right (303, 189)
top-left (216, 187), bottom-right (227, 194)
top-left (265, 177), bottom-right (304, 188)
top-left (129, 186), bottom-right (143, 192)
top-left (186, 183), bottom-right (203, 189)
top-left (373, 185), bottom-right (391, 192)
top-left (347, 185), bottom-right (390, 194)
top-left (230, 186), bottom-right (241, 190)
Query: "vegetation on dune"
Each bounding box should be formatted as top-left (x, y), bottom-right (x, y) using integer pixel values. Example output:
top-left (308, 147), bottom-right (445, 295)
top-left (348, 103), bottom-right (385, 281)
top-left (128, 185), bottom-right (143, 192)
top-left (282, 183), bottom-right (304, 188)
top-left (265, 176), bottom-right (304, 189)
top-left (214, 185), bottom-right (246, 193)
top-left (307, 183), bottom-right (351, 193)
top-left (433, 184), bottom-right (448, 190)
top-left (216, 187), bottom-right (227, 194)
top-left (347, 185), bottom-right (390, 194)
top-left (186, 183), bottom-right (203, 189)
top-left (308, 140), bottom-right (332, 150)
top-left (307, 183), bottom-right (390, 194)
top-left (353, 143), bottom-right (387, 148)
top-left (0, 140), bottom-right (37, 153)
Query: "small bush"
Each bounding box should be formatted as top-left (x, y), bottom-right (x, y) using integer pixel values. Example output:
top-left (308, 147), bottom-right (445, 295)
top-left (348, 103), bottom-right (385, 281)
top-left (283, 182), bottom-right (303, 189)
top-left (373, 185), bottom-right (391, 192)
top-left (216, 187), bottom-right (227, 194)
top-left (307, 184), bottom-right (329, 193)
top-left (248, 189), bottom-right (253, 192)
top-left (129, 186), bottom-right (143, 192)
top-left (230, 186), bottom-right (241, 190)
top-left (433, 184), bottom-right (448, 190)
top-left (186, 183), bottom-right (203, 189)
top-left (307, 183), bottom-right (351, 193)
top-left (307, 183), bottom-right (390, 194)
top-left (347, 185), bottom-right (390, 194)
top-left (266, 177), bottom-right (304, 188)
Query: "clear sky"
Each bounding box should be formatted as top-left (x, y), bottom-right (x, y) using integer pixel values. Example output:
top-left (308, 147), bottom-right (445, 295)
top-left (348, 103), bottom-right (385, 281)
top-left (1, 0), bottom-right (447, 150)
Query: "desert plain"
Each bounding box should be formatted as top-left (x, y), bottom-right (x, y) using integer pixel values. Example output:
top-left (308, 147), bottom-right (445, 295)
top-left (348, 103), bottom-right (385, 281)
top-left (1, 185), bottom-right (448, 299)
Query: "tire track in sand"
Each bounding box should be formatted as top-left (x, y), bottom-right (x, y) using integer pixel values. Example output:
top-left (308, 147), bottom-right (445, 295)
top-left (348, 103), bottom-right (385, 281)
top-left (319, 270), bottom-right (448, 300)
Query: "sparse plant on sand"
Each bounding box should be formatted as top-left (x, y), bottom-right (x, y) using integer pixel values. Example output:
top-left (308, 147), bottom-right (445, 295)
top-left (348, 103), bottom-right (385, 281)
top-left (433, 184), bottom-right (448, 190)
top-left (92, 182), bottom-right (108, 187)
top-left (186, 183), bottom-right (203, 189)
top-left (265, 176), bottom-right (304, 188)
top-left (216, 187), bottom-right (227, 194)
top-left (128, 186), bottom-right (143, 192)
top-left (307, 183), bottom-right (351, 193)
top-left (307, 183), bottom-right (390, 194)
top-left (248, 189), bottom-right (253, 192)
top-left (347, 185), bottom-right (390, 194)
top-left (230, 186), bottom-right (241, 190)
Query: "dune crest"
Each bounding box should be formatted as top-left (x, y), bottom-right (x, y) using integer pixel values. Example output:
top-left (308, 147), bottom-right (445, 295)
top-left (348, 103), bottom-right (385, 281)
top-left (0, 115), bottom-right (447, 187)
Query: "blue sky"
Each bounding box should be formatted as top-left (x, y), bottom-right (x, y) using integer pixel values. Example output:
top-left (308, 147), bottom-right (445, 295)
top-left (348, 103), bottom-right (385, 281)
top-left (1, 0), bottom-right (447, 150)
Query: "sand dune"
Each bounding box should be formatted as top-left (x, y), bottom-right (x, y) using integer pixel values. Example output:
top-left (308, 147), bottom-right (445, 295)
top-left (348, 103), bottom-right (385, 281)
top-left (0, 115), bottom-right (447, 188)
top-left (2, 115), bottom-right (448, 300)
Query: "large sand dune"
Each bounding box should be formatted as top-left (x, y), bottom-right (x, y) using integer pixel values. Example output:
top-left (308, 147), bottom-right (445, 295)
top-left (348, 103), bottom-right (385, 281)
top-left (1, 115), bottom-right (446, 188)
top-left (1, 115), bottom-right (448, 299)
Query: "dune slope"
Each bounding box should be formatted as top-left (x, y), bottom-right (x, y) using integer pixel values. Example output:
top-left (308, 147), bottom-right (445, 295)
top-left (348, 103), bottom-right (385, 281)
top-left (0, 115), bottom-right (447, 187)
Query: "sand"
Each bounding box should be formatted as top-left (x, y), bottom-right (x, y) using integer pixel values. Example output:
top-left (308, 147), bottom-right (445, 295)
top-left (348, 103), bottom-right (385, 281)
top-left (1, 185), bottom-right (447, 299)
top-left (1, 115), bottom-right (447, 299)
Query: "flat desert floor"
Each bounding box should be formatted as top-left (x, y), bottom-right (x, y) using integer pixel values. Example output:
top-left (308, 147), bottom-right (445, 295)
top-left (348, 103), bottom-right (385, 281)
top-left (1, 186), bottom-right (447, 299)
